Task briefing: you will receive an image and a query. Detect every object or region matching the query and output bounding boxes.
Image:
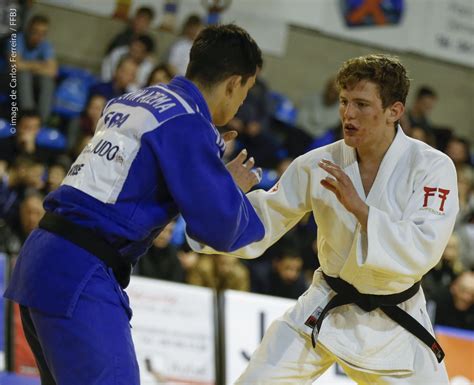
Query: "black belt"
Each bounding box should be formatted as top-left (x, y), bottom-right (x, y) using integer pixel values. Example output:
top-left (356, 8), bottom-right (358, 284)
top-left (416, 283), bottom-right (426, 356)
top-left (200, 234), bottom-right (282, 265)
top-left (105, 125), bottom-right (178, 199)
top-left (304, 273), bottom-right (444, 363)
top-left (39, 212), bottom-right (132, 288)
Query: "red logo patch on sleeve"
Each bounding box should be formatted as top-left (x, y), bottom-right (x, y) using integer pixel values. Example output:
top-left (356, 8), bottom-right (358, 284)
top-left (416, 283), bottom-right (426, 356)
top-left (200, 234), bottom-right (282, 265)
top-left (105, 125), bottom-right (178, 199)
top-left (423, 186), bottom-right (450, 212)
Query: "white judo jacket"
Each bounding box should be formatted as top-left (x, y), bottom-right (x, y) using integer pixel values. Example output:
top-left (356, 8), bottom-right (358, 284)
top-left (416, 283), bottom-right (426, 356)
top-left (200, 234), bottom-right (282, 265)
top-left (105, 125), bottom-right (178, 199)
top-left (190, 127), bottom-right (459, 372)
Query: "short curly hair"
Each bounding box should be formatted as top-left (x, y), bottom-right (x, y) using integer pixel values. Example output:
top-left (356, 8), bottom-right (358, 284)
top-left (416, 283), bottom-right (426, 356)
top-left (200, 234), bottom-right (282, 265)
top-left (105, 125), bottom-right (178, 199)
top-left (335, 54), bottom-right (410, 109)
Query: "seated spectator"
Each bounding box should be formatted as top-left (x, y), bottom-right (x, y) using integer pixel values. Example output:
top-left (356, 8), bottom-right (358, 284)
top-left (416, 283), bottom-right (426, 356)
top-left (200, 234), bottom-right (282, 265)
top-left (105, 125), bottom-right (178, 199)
top-left (251, 248), bottom-right (308, 299)
top-left (44, 162), bottom-right (68, 194)
top-left (165, 14), bottom-right (204, 75)
top-left (188, 253), bottom-right (250, 292)
top-left (0, 110), bottom-right (40, 165)
top-left (229, 103), bottom-right (282, 170)
top-left (456, 165), bottom-right (474, 228)
top-left (102, 34), bottom-right (155, 90)
top-left (0, 156), bottom-right (45, 227)
top-left (15, 15), bottom-right (57, 122)
top-left (458, 210), bottom-right (474, 270)
top-left (433, 271), bottom-right (474, 331)
top-left (401, 85), bottom-right (437, 136)
top-left (422, 233), bottom-right (464, 300)
top-left (409, 125), bottom-right (436, 147)
top-left (176, 242), bottom-right (199, 283)
top-left (16, 191), bottom-right (45, 242)
top-left (146, 63), bottom-right (176, 86)
top-left (297, 76), bottom-right (339, 140)
top-left (89, 56), bottom-right (137, 100)
top-left (136, 221), bottom-right (183, 282)
top-left (106, 6), bottom-right (155, 54)
top-left (445, 136), bottom-right (472, 171)
top-left (66, 94), bottom-right (106, 151)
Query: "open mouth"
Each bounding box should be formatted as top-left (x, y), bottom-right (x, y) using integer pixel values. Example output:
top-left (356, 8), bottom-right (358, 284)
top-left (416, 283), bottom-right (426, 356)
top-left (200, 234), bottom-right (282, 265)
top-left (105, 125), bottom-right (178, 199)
top-left (344, 123), bottom-right (358, 132)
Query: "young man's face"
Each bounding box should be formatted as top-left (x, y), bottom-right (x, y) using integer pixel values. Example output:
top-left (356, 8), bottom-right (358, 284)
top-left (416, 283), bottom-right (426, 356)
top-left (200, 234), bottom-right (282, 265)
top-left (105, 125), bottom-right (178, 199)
top-left (27, 22), bottom-right (49, 48)
top-left (215, 74), bottom-right (256, 127)
top-left (339, 80), bottom-right (402, 152)
top-left (275, 257), bottom-right (302, 284)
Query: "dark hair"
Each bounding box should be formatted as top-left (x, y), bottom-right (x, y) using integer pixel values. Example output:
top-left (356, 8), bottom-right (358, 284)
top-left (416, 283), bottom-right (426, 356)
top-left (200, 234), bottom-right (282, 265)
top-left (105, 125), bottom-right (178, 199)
top-left (146, 63), bottom-right (176, 86)
top-left (181, 14), bottom-right (203, 34)
top-left (335, 54), bottom-right (410, 109)
top-left (416, 86), bottom-right (437, 100)
top-left (186, 24), bottom-right (263, 87)
top-left (18, 109), bottom-right (41, 124)
top-left (134, 34), bottom-right (155, 53)
top-left (27, 14), bottom-right (49, 28)
top-left (136, 6), bottom-right (155, 21)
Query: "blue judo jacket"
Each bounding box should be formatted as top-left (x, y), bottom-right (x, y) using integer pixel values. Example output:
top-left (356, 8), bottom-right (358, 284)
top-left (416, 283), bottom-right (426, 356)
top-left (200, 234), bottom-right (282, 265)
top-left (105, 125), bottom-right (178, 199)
top-left (5, 76), bottom-right (264, 316)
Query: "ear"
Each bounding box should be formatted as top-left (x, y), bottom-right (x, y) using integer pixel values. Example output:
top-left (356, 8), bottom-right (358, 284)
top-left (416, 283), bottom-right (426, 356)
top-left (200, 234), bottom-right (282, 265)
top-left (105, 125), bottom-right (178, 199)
top-left (225, 75), bottom-right (242, 96)
top-left (387, 101), bottom-right (405, 123)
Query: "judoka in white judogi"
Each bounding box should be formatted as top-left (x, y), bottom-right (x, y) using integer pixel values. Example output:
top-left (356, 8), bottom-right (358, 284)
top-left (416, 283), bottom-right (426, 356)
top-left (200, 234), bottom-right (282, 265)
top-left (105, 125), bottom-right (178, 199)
top-left (189, 57), bottom-right (458, 384)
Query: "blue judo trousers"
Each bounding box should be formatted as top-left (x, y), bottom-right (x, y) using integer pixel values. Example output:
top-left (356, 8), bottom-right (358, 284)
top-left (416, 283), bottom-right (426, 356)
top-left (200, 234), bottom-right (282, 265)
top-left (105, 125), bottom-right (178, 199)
top-left (4, 76), bottom-right (264, 385)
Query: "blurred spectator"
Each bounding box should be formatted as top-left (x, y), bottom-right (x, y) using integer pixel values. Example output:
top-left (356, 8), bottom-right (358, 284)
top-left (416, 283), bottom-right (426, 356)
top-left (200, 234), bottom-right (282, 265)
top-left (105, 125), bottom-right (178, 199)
top-left (297, 76), bottom-right (340, 139)
top-left (445, 136), bottom-right (472, 171)
top-left (66, 93), bottom-right (106, 150)
top-left (433, 271), bottom-right (474, 330)
top-left (456, 165), bottom-right (474, 227)
top-left (102, 34), bottom-right (155, 90)
top-left (401, 86), bottom-right (437, 136)
top-left (17, 191), bottom-right (45, 241)
top-left (44, 162), bottom-right (67, 194)
top-left (422, 233), bottom-right (464, 300)
top-left (188, 253), bottom-right (250, 291)
top-left (146, 63), bottom-right (176, 86)
top-left (165, 14), bottom-right (204, 75)
top-left (0, 110), bottom-right (40, 165)
top-left (457, 210), bottom-right (474, 270)
top-left (230, 103), bottom-right (282, 169)
top-left (89, 56), bottom-right (137, 100)
top-left (0, 110), bottom-right (65, 166)
top-left (244, 76), bottom-right (273, 132)
top-left (106, 6), bottom-right (155, 54)
top-left (409, 125), bottom-right (436, 147)
top-left (176, 242), bottom-right (199, 283)
top-left (136, 221), bottom-right (183, 282)
top-left (15, 14), bottom-right (57, 122)
top-left (251, 248), bottom-right (308, 299)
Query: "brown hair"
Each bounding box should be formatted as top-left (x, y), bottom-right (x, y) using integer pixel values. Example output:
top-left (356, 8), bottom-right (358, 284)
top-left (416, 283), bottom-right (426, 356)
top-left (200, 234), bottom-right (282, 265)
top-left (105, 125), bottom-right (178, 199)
top-left (336, 54), bottom-right (410, 109)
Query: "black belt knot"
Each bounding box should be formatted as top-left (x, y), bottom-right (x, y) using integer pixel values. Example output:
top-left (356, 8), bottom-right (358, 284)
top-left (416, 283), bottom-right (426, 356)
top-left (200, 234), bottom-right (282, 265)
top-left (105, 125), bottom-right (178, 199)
top-left (39, 212), bottom-right (132, 288)
top-left (304, 273), bottom-right (445, 363)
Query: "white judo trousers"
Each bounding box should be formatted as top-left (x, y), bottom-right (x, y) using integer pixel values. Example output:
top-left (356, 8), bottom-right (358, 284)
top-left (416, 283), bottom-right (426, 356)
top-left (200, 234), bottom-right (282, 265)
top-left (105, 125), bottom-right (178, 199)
top-left (235, 272), bottom-right (450, 385)
top-left (189, 128), bottom-right (458, 384)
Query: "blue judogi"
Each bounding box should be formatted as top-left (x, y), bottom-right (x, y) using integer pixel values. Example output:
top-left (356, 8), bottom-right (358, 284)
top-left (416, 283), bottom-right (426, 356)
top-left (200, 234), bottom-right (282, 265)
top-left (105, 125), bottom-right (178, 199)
top-left (5, 76), bottom-right (264, 384)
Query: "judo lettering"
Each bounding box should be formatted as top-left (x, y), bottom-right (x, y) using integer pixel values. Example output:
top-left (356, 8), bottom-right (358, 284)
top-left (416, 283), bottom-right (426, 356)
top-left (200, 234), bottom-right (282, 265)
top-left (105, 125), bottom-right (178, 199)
top-left (423, 187), bottom-right (450, 212)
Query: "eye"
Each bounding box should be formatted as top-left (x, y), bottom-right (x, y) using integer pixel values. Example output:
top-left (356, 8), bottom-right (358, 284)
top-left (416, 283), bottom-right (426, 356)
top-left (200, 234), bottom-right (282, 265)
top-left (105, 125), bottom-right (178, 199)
top-left (357, 102), bottom-right (368, 108)
top-left (340, 100), bottom-right (348, 106)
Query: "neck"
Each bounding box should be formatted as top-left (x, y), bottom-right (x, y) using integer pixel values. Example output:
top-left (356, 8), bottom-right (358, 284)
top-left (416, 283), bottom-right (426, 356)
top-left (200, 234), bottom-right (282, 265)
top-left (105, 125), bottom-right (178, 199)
top-left (194, 80), bottom-right (222, 123)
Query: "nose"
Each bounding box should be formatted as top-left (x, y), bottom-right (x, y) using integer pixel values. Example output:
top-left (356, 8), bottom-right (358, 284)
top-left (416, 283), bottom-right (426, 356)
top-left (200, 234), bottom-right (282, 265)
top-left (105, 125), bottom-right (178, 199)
top-left (342, 102), bottom-right (356, 120)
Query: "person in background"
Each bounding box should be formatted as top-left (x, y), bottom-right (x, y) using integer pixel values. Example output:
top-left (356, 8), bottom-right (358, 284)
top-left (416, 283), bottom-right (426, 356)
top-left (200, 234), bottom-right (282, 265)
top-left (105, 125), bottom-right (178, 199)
top-left (166, 14), bottom-right (204, 76)
top-left (89, 56), bottom-right (138, 100)
top-left (106, 6), bottom-right (155, 54)
top-left (102, 34), bottom-right (155, 90)
top-left (146, 63), bottom-right (176, 86)
top-left (433, 271), bottom-right (474, 331)
top-left (15, 15), bottom-right (57, 123)
top-left (251, 248), bottom-right (307, 300)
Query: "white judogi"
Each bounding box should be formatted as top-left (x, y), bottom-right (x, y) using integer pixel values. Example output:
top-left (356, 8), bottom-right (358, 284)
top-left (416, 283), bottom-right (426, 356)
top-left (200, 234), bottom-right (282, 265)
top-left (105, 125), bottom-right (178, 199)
top-left (189, 128), bottom-right (458, 384)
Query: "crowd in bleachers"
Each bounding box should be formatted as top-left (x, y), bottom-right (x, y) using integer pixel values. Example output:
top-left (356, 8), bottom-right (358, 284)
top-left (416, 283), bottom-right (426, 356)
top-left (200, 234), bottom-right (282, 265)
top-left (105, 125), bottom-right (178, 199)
top-left (0, 6), bottom-right (473, 331)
